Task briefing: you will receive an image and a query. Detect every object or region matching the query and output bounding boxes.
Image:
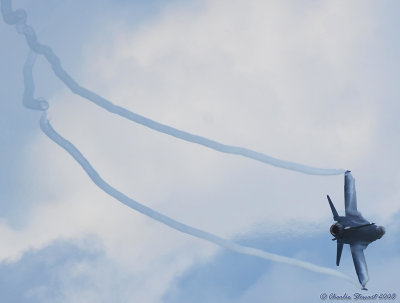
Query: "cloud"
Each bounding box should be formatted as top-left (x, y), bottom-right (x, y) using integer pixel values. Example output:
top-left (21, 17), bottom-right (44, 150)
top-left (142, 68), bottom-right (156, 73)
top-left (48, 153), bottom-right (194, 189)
top-left (0, 236), bottom-right (103, 302)
top-left (0, 235), bottom-right (187, 303)
top-left (1, 0), bottom-right (399, 302)
top-left (164, 222), bottom-right (400, 303)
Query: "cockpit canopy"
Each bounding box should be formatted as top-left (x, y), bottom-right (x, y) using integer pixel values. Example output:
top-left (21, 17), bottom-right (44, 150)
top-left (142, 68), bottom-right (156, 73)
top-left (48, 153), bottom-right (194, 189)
top-left (376, 226), bottom-right (385, 239)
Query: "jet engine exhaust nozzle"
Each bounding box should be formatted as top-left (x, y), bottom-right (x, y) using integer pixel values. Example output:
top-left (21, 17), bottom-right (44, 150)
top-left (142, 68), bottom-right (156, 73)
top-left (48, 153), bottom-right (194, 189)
top-left (330, 223), bottom-right (344, 238)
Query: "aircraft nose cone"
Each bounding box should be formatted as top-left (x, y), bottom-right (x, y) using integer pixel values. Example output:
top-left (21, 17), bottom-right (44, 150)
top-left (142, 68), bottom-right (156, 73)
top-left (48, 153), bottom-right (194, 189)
top-left (376, 226), bottom-right (386, 238)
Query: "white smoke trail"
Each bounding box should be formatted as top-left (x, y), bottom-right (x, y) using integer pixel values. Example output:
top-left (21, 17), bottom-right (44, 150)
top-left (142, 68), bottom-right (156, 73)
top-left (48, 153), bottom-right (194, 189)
top-left (2, 0), bottom-right (360, 289)
top-left (21, 46), bottom-right (360, 290)
top-left (1, 0), bottom-right (345, 176)
top-left (39, 111), bottom-right (358, 287)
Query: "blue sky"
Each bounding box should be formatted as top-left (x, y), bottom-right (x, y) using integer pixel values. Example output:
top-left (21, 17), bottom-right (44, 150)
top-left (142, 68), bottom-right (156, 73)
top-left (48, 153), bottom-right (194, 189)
top-left (1, 0), bottom-right (400, 302)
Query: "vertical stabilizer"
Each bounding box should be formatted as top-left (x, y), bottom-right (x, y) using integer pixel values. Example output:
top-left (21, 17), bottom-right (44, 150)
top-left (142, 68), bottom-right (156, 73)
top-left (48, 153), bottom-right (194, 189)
top-left (327, 195), bottom-right (339, 220)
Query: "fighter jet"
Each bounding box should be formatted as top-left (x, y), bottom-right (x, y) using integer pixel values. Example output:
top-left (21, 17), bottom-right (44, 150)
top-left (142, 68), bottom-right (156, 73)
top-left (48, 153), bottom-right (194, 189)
top-left (327, 171), bottom-right (385, 290)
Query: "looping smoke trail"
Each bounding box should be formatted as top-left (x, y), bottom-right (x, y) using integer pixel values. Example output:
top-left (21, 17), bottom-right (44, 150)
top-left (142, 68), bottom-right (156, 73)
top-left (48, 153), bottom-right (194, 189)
top-left (1, 0), bottom-right (345, 176)
top-left (1, 0), bottom-right (360, 289)
top-left (19, 49), bottom-right (360, 288)
top-left (38, 111), bottom-right (358, 287)
top-left (23, 51), bottom-right (49, 111)
top-left (2, 0), bottom-right (359, 288)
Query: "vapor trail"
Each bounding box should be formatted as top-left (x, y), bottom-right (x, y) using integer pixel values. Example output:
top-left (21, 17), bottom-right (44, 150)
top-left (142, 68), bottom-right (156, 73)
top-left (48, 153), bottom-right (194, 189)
top-left (39, 111), bottom-right (358, 287)
top-left (18, 40), bottom-right (359, 289)
top-left (1, 0), bottom-right (345, 176)
top-left (22, 51), bottom-right (358, 286)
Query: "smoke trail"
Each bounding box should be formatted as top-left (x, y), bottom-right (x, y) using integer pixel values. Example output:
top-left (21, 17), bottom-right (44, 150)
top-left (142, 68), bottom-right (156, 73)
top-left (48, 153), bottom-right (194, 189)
top-left (22, 51), bottom-right (49, 111)
top-left (38, 111), bottom-right (358, 287)
top-left (2, 1), bottom-right (360, 288)
top-left (1, 0), bottom-right (345, 176)
top-left (4, 0), bottom-right (359, 289)
top-left (20, 50), bottom-right (358, 286)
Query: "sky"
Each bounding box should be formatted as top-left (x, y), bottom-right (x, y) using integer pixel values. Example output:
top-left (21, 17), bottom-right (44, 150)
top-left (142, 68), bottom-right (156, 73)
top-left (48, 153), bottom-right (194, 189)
top-left (1, 0), bottom-right (400, 302)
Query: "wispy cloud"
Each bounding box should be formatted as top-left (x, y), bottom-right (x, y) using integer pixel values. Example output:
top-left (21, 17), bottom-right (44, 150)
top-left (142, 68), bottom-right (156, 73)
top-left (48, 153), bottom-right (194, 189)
top-left (1, 0), bottom-right (399, 301)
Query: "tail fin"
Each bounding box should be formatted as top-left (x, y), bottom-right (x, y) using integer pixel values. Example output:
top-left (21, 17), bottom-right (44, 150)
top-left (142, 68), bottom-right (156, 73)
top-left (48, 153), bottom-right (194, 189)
top-left (336, 242), bottom-right (344, 266)
top-left (327, 195), bottom-right (339, 221)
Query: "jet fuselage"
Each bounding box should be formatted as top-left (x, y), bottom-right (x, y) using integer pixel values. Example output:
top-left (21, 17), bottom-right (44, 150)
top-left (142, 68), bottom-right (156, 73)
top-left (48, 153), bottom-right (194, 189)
top-left (332, 223), bottom-right (385, 245)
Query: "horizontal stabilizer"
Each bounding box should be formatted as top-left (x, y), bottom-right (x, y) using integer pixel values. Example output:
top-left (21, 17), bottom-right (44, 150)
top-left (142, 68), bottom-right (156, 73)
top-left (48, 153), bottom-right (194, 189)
top-left (336, 242), bottom-right (343, 266)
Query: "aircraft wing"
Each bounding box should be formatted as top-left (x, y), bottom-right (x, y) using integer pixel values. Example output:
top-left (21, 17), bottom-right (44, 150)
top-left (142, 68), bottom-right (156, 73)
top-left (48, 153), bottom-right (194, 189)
top-left (350, 243), bottom-right (369, 289)
top-left (344, 171), bottom-right (369, 224)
